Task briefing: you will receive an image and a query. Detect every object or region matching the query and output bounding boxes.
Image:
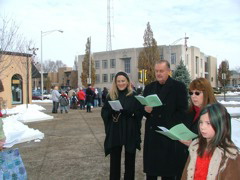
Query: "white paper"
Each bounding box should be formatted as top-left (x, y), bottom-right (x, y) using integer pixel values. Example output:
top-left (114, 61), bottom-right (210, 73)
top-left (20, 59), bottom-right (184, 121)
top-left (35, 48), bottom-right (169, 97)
top-left (158, 126), bottom-right (169, 132)
top-left (108, 100), bottom-right (123, 111)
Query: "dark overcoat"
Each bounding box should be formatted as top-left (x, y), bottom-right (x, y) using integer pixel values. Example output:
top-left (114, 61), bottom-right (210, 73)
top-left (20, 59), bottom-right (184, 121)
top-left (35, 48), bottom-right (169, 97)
top-left (176, 110), bottom-right (199, 177)
top-left (143, 77), bottom-right (188, 176)
top-left (101, 90), bottom-right (143, 156)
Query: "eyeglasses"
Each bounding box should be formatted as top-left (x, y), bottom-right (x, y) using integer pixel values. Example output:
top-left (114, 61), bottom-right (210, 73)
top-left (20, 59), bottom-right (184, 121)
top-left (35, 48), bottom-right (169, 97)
top-left (189, 91), bottom-right (202, 96)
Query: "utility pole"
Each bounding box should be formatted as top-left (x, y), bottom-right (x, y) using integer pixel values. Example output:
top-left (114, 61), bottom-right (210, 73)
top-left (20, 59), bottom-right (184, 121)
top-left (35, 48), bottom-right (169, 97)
top-left (27, 47), bottom-right (38, 108)
top-left (106, 0), bottom-right (113, 51)
top-left (88, 37), bottom-right (92, 85)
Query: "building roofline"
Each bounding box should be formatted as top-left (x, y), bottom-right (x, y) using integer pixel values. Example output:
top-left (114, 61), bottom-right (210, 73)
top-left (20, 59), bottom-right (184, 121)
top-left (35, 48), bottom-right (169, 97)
top-left (0, 50), bottom-right (32, 57)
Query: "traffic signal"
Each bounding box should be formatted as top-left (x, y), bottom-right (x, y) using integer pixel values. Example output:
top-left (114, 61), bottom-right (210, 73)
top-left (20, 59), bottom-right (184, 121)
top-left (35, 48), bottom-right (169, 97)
top-left (144, 69), bottom-right (147, 82)
top-left (138, 69), bottom-right (147, 83)
top-left (138, 70), bottom-right (143, 83)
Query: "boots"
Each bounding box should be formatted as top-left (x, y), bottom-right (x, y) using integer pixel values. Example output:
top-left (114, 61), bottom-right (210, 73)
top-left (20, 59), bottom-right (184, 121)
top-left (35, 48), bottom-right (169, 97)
top-left (65, 110), bottom-right (68, 113)
top-left (61, 110), bottom-right (63, 114)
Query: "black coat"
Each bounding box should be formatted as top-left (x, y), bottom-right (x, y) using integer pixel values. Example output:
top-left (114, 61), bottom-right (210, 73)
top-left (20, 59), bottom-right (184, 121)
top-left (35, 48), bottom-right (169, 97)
top-left (101, 89), bottom-right (143, 156)
top-left (176, 110), bottom-right (200, 177)
top-left (143, 77), bottom-right (188, 176)
top-left (85, 88), bottom-right (94, 103)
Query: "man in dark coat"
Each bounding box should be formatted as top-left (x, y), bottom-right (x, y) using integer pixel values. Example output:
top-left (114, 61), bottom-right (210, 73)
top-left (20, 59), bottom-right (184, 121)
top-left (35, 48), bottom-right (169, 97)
top-left (143, 60), bottom-right (188, 180)
top-left (85, 84), bottom-right (94, 112)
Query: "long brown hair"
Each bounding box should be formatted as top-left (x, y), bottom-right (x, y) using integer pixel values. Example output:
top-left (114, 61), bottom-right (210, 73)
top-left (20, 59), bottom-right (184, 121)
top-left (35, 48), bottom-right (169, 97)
top-left (189, 78), bottom-right (217, 112)
top-left (109, 72), bottom-right (133, 100)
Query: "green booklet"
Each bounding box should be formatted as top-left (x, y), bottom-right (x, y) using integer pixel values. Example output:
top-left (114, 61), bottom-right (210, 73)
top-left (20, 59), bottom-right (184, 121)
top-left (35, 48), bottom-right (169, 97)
top-left (135, 94), bottom-right (162, 107)
top-left (156, 123), bottom-right (198, 140)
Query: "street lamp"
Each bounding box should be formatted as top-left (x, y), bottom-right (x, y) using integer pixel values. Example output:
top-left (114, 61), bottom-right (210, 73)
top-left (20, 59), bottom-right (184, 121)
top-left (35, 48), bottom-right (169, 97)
top-left (40, 29), bottom-right (63, 100)
top-left (169, 35), bottom-right (189, 63)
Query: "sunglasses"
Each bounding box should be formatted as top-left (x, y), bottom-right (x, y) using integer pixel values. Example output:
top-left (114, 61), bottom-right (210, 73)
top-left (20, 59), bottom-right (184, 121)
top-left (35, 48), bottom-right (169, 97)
top-left (189, 91), bottom-right (202, 96)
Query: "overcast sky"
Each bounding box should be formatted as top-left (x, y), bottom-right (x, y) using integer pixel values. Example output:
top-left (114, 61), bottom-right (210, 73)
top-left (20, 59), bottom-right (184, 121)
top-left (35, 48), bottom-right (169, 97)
top-left (1, 0), bottom-right (240, 69)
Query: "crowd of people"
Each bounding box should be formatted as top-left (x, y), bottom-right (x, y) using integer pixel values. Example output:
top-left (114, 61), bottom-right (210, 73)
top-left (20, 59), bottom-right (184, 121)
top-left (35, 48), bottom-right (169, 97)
top-left (101, 60), bottom-right (240, 180)
top-left (1, 60), bottom-right (239, 179)
top-left (51, 85), bottom-right (109, 114)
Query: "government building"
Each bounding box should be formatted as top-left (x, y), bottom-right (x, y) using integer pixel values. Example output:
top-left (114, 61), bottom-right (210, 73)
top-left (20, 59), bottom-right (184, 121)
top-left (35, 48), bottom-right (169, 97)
top-left (77, 45), bottom-right (217, 89)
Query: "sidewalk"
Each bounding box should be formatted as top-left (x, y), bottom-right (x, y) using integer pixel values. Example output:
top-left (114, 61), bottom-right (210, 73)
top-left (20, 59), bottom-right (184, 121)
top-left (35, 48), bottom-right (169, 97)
top-left (17, 103), bottom-right (145, 180)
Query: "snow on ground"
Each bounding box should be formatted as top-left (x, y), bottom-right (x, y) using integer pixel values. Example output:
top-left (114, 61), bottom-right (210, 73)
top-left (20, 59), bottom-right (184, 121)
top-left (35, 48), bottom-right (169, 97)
top-left (1, 99), bottom-right (240, 149)
top-left (1, 103), bottom-right (54, 148)
top-left (226, 107), bottom-right (240, 117)
top-left (219, 100), bottom-right (240, 104)
top-left (231, 118), bottom-right (240, 149)
top-left (219, 91), bottom-right (240, 96)
top-left (32, 99), bottom-right (52, 103)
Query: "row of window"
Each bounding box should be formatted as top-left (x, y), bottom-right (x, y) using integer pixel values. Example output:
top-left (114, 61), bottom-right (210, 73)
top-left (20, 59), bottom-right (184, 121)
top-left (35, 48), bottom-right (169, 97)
top-left (95, 58), bottom-right (131, 74)
top-left (95, 73), bottom-right (115, 83)
top-left (95, 59), bottom-right (116, 69)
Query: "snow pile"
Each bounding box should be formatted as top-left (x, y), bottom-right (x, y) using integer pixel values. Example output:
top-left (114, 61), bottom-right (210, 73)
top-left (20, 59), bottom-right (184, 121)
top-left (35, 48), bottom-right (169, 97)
top-left (226, 107), bottom-right (240, 117)
top-left (2, 116), bottom-right (44, 148)
top-left (5, 104), bottom-right (46, 115)
top-left (231, 118), bottom-right (240, 149)
top-left (219, 100), bottom-right (240, 105)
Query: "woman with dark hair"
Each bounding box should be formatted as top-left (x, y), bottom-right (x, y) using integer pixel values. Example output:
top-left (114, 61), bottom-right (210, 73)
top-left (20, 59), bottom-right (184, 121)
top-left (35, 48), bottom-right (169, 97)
top-left (101, 71), bottom-right (143, 180)
top-left (177, 78), bottom-right (218, 179)
top-left (181, 103), bottom-right (240, 179)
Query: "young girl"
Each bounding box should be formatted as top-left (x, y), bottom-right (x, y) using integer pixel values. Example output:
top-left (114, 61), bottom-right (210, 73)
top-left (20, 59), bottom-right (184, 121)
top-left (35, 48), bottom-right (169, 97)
top-left (59, 91), bottom-right (69, 113)
top-left (181, 103), bottom-right (240, 179)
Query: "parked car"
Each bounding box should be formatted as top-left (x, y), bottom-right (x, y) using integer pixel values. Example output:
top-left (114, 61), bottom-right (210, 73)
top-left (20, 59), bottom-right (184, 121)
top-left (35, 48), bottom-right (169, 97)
top-left (32, 92), bottom-right (43, 100)
top-left (213, 87), bottom-right (221, 94)
top-left (32, 92), bottom-right (50, 100)
top-left (234, 85), bottom-right (240, 91)
top-left (224, 85), bottom-right (236, 92)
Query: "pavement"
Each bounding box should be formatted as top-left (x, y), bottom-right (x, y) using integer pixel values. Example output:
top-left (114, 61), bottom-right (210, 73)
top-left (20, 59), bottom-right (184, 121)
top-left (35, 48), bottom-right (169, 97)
top-left (13, 101), bottom-right (240, 180)
top-left (17, 103), bottom-right (146, 180)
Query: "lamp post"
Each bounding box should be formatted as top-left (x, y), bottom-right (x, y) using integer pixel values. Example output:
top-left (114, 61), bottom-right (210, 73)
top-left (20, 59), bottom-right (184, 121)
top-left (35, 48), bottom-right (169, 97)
top-left (87, 37), bottom-right (92, 85)
top-left (40, 29), bottom-right (63, 100)
top-left (169, 35), bottom-right (189, 64)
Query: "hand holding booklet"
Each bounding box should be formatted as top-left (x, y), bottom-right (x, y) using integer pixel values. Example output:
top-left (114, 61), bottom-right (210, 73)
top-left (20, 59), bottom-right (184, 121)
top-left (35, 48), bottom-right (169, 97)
top-left (135, 94), bottom-right (162, 107)
top-left (108, 100), bottom-right (123, 111)
top-left (156, 123), bottom-right (197, 140)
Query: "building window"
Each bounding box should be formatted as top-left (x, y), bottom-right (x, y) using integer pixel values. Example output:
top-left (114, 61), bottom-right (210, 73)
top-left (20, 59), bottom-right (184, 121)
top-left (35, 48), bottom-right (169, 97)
top-left (110, 59), bottom-right (116, 68)
top-left (160, 55), bottom-right (164, 60)
top-left (110, 73), bottom-right (115, 82)
top-left (12, 74), bottom-right (23, 104)
top-left (102, 74), bottom-right (108, 82)
top-left (96, 74), bottom-right (100, 83)
top-left (171, 53), bottom-right (176, 64)
top-left (124, 58), bottom-right (131, 73)
top-left (195, 56), bottom-right (199, 74)
top-left (102, 60), bottom-right (108, 69)
top-left (95, 60), bottom-right (100, 69)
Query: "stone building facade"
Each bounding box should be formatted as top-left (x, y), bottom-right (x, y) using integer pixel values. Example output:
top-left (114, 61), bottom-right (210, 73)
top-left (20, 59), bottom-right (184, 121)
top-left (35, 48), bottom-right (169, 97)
top-left (77, 45), bottom-right (218, 89)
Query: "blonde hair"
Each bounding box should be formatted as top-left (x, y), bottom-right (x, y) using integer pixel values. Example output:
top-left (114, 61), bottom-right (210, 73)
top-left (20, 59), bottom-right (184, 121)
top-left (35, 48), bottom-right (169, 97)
top-left (109, 75), bottom-right (133, 100)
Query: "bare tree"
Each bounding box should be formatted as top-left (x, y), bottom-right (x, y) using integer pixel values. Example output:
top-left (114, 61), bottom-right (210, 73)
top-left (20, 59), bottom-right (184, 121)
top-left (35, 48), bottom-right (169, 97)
top-left (55, 60), bottom-right (66, 71)
top-left (0, 16), bottom-right (27, 75)
top-left (218, 60), bottom-right (231, 87)
top-left (138, 22), bottom-right (160, 85)
top-left (73, 58), bottom-right (78, 71)
top-left (81, 37), bottom-right (96, 87)
top-left (41, 59), bottom-right (66, 73)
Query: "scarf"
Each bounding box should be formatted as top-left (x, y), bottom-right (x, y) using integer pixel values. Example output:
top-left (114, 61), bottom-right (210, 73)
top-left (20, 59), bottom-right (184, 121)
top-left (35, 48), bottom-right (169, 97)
top-left (193, 105), bottom-right (201, 122)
